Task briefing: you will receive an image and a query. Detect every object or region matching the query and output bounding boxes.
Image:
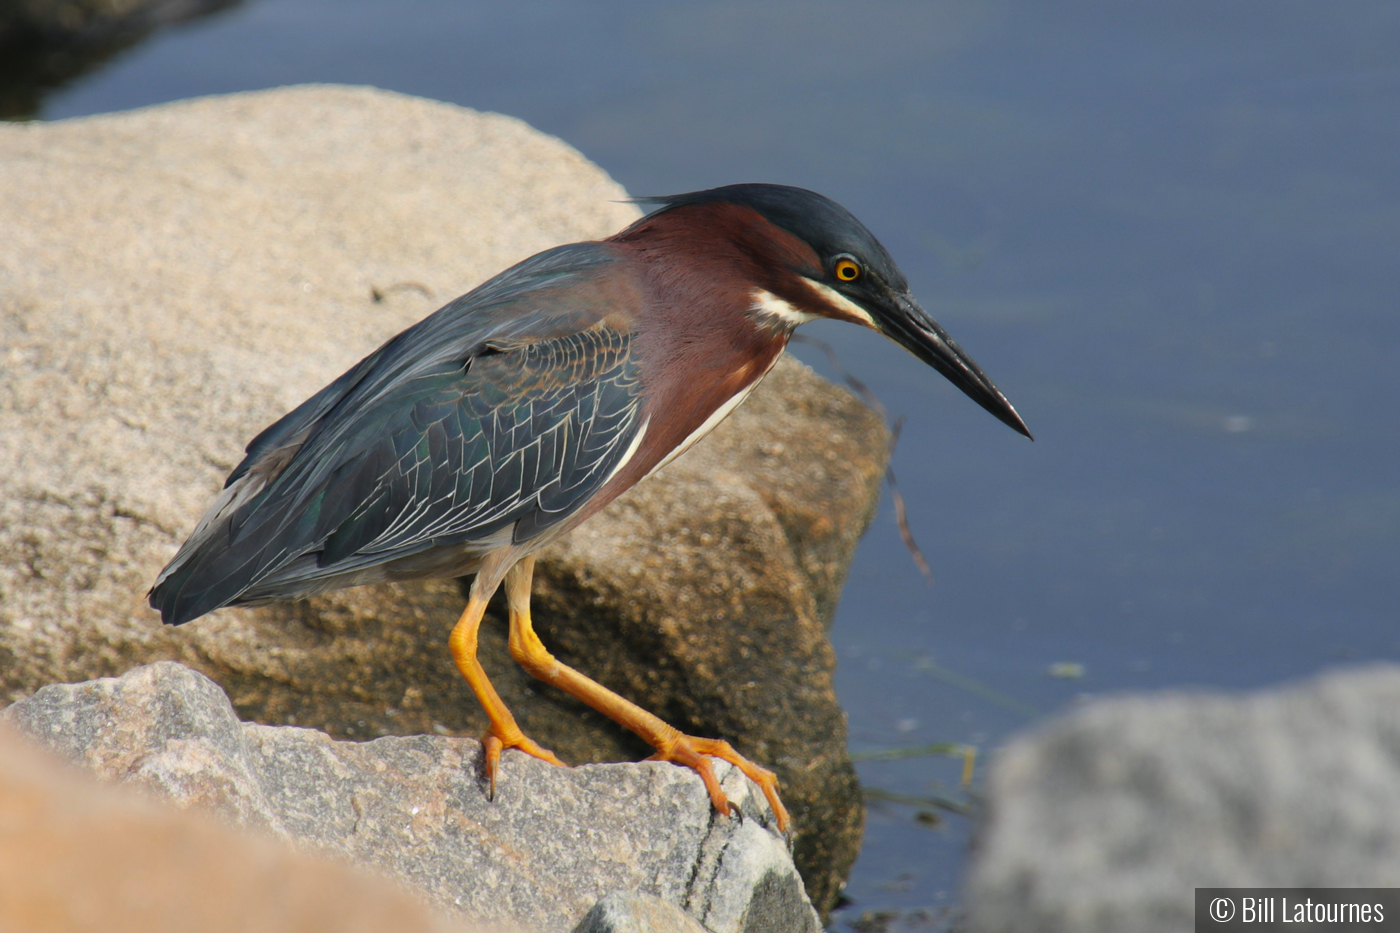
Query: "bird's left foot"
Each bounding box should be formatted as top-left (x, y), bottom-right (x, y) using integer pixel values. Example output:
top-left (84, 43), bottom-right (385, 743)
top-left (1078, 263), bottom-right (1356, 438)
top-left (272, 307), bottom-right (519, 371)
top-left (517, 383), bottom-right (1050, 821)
top-left (482, 724), bottom-right (567, 799)
top-left (648, 734), bottom-right (790, 832)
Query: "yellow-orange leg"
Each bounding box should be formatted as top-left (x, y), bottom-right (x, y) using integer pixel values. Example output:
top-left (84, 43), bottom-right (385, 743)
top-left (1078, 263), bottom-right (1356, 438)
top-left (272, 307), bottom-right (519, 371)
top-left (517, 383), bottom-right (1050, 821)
top-left (502, 556), bottom-right (790, 832)
top-left (448, 576), bottom-right (565, 798)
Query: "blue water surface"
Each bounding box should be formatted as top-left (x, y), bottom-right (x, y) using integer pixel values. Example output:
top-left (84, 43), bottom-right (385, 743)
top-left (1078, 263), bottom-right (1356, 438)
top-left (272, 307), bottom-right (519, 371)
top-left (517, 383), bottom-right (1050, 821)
top-left (33, 2), bottom-right (1400, 926)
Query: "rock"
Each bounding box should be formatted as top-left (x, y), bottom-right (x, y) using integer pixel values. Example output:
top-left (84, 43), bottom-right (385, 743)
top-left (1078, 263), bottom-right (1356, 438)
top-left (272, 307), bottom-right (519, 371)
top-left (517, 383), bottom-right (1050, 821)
top-left (964, 665), bottom-right (1400, 933)
top-left (0, 721), bottom-right (471, 933)
top-left (0, 0), bottom-right (228, 38)
top-left (4, 661), bottom-right (822, 933)
top-left (0, 0), bottom-right (239, 118)
top-left (0, 85), bottom-right (884, 913)
top-left (573, 893), bottom-right (709, 933)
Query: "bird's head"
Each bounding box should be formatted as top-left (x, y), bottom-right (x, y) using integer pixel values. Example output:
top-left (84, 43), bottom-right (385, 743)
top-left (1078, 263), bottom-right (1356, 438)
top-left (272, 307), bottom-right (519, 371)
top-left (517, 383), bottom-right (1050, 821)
top-left (630, 183), bottom-right (1032, 439)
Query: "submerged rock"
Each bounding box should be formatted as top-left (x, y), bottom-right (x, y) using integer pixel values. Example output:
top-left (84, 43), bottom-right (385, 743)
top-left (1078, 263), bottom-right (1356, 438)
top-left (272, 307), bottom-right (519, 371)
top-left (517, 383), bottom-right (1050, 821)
top-left (0, 85), bottom-right (885, 912)
top-left (5, 662), bottom-right (821, 932)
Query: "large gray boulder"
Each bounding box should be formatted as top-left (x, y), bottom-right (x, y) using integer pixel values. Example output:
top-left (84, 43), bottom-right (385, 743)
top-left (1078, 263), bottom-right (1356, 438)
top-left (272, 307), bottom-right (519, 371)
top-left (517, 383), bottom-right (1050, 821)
top-left (0, 85), bottom-right (886, 912)
top-left (573, 894), bottom-right (710, 933)
top-left (5, 661), bottom-right (822, 933)
top-left (965, 665), bottom-right (1400, 933)
top-left (0, 716), bottom-right (473, 933)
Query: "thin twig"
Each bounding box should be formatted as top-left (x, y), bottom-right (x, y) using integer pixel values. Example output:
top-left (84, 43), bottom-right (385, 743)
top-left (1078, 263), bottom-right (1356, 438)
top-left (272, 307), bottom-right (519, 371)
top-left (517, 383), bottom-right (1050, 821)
top-left (790, 333), bottom-right (934, 583)
top-left (791, 333), bottom-right (887, 419)
top-left (370, 281), bottom-right (435, 303)
top-left (885, 417), bottom-right (933, 582)
top-left (852, 741), bottom-right (977, 787)
top-left (913, 657), bottom-right (1040, 718)
top-left (862, 786), bottom-right (971, 816)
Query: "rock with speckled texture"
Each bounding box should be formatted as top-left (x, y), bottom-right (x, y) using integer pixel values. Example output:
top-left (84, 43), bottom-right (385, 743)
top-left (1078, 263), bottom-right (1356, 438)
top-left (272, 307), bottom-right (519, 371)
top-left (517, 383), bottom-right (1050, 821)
top-left (572, 893), bottom-right (710, 933)
top-left (0, 718), bottom-right (473, 933)
top-left (5, 661), bottom-right (822, 933)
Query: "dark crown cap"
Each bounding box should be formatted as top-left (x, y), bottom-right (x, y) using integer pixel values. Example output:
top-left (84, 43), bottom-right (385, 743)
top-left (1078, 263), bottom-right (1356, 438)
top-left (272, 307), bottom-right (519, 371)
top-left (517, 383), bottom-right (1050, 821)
top-left (636, 184), bottom-right (908, 291)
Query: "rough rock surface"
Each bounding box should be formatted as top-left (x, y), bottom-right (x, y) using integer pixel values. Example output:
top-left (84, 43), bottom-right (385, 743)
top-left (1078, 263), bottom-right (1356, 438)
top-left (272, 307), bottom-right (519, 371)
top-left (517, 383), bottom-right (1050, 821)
top-left (965, 665), bottom-right (1400, 933)
top-left (0, 723), bottom-right (472, 933)
top-left (5, 662), bottom-right (821, 933)
top-left (0, 85), bottom-right (884, 912)
top-left (573, 893), bottom-right (710, 933)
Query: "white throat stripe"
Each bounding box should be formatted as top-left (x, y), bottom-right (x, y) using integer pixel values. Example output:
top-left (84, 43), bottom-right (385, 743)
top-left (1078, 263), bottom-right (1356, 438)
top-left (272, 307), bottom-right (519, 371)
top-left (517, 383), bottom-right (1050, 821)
top-left (800, 278), bottom-right (878, 328)
top-left (751, 289), bottom-right (819, 327)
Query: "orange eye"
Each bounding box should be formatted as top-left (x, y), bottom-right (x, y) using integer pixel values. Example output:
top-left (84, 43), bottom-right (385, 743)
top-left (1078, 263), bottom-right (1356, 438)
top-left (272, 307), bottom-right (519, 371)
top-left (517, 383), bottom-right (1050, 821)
top-left (834, 258), bottom-right (861, 282)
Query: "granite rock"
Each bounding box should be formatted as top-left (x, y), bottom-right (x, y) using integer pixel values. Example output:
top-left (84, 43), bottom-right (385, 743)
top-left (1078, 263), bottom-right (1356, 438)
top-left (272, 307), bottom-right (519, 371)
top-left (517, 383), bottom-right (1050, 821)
top-left (0, 85), bottom-right (885, 913)
top-left (0, 720), bottom-right (472, 933)
top-left (965, 665), bottom-right (1400, 933)
top-left (572, 893), bottom-right (710, 933)
top-left (5, 661), bottom-right (823, 933)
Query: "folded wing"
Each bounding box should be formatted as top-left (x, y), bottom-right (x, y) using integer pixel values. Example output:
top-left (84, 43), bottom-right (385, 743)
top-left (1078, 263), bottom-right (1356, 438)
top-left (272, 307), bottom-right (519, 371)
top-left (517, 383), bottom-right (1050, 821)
top-left (150, 243), bottom-right (643, 625)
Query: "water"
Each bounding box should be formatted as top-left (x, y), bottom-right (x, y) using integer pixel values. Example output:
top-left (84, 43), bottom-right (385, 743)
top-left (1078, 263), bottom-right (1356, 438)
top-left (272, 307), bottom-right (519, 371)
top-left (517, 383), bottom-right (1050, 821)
top-left (16, 2), bottom-right (1400, 927)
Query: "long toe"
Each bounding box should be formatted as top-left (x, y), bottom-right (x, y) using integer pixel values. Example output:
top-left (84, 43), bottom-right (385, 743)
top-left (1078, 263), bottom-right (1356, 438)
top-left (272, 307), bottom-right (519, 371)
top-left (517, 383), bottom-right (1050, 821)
top-left (481, 725), bottom-right (567, 799)
top-left (649, 734), bottom-right (789, 833)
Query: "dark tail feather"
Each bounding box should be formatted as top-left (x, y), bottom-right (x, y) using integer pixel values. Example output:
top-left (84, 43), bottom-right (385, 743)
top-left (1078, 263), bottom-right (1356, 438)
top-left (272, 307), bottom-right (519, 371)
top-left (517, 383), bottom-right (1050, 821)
top-left (149, 552), bottom-right (277, 626)
top-left (148, 510), bottom-right (293, 626)
top-left (148, 560), bottom-right (222, 626)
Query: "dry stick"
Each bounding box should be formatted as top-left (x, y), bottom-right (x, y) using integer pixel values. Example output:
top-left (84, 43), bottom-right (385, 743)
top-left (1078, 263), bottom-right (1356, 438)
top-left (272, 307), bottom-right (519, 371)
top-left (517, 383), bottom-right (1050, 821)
top-left (862, 786), bottom-right (971, 816)
top-left (886, 417), bottom-right (933, 582)
top-left (790, 333), bottom-right (934, 584)
top-left (851, 741), bottom-right (978, 787)
top-left (370, 281), bottom-right (435, 302)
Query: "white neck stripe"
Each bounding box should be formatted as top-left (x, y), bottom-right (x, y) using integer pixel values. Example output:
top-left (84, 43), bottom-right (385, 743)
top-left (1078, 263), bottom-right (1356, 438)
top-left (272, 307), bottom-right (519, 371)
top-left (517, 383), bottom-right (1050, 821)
top-left (800, 278), bottom-right (878, 328)
top-left (750, 288), bottom-right (819, 327)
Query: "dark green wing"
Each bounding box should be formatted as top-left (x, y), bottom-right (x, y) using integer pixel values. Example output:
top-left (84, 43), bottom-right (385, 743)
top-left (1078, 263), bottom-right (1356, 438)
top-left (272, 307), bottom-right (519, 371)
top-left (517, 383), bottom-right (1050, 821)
top-left (150, 242), bottom-right (643, 625)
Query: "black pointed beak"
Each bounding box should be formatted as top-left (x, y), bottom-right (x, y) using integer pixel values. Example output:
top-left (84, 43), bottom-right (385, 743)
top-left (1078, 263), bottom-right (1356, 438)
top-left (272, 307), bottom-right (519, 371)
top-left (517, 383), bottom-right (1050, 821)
top-left (879, 292), bottom-right (1032, 439)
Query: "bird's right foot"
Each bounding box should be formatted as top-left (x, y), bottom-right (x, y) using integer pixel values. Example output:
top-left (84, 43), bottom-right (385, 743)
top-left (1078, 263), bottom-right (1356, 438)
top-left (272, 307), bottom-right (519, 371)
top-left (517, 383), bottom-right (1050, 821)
top-left (648, 733), bottom-right (790, 832)
top-left (481, 724), bottom-right (566, 799)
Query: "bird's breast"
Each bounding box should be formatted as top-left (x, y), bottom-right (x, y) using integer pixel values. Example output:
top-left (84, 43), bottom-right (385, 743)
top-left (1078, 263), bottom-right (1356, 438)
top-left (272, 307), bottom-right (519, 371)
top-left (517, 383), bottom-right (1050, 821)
top-left (598, 330), bottom-right (788, 503)
top-left (638, 358), bottom-right (774, 481)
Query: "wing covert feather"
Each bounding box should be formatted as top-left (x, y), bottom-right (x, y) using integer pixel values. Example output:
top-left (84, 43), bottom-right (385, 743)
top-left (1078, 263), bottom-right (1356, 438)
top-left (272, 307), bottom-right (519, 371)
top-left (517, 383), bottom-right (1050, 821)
top-left (150, 242), bottom-right (644, 625)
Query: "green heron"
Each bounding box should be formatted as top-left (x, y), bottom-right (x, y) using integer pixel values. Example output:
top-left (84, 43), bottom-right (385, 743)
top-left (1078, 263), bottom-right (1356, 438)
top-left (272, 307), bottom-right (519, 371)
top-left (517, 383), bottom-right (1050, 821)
top-left (149, 184), bottom-right (1030, 832)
